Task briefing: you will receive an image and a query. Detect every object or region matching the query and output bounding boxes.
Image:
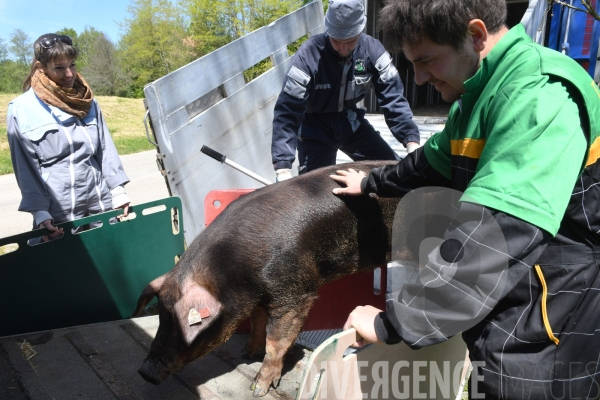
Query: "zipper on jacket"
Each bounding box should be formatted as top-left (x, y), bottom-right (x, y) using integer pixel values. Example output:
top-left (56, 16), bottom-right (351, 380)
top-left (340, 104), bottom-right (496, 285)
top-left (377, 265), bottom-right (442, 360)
top-left (338, 58), bottom-right (352, 112)
top-left (62, 127), bottom-right (76, 221)
top-left (76, 119), bottom-right (105, 214)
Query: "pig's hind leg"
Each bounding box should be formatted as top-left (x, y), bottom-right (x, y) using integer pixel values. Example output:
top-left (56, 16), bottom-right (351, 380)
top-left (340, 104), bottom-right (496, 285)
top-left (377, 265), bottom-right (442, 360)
top-left (250, 296), bottom-right (316, 397)
top-left (242, 306), bottom-right (268, 359)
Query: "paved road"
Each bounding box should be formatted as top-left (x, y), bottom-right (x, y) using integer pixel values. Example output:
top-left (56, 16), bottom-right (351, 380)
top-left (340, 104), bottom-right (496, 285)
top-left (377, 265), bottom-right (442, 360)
top-left (0, 114), bottom-right (445, 239)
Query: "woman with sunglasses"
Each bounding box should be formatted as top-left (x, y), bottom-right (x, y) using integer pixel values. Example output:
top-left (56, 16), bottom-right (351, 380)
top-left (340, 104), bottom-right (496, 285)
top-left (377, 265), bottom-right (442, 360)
top-left (7, 33), bottom-right (130, 241)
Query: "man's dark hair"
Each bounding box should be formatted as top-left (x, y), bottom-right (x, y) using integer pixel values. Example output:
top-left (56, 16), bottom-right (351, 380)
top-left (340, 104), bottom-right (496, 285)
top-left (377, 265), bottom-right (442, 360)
top-left (379, 0), bottom-right (507, 51)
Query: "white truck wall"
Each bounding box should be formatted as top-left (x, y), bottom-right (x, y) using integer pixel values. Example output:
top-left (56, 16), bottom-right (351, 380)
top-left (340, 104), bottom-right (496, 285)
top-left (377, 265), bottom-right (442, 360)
top-left (144, 1), bottom-right (325, 243)
top-left (521, 0), bottom-right (550, 44)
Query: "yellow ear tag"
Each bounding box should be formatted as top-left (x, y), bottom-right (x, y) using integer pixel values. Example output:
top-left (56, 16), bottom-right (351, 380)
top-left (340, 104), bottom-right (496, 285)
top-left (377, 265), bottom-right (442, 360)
top-left (188, 308), bottom-right (202, 326)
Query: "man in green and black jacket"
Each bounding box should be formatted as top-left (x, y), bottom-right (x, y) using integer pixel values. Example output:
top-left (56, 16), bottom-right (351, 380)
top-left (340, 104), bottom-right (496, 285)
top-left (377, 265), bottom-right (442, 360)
top-left (332, 0), bottom-right (600, 398)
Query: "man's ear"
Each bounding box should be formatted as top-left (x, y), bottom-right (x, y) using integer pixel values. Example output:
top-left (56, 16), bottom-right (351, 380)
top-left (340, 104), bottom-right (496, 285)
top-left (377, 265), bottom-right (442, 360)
top-left (174, 279), bottom-right (222, 347)
top-left (467, 19), bottom-right (488, 53)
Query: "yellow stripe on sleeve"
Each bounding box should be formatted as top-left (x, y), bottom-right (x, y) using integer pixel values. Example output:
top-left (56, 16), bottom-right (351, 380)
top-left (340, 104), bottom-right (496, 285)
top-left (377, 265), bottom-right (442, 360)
top-left (450, 138), bottom-right (486, 159)
top-left (591, 80), bottom-right (600, 98)
top-left (586, 136), bottom-right (600, 168)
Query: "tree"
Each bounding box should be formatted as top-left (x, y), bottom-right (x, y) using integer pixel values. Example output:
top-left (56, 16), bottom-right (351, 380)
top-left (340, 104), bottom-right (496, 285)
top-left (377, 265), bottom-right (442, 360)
top-left (117, 0), bottom-right (305, 95)
top-left (183, 0), bottom-right (303, 81)
top-left (244, 0), bottom-right (304, 80)
top-left (247, 0), bottom-right (303, 31)
top-left (1, 31), bottom-right (31, 92)
top-left (184, 0), bottom-right (232, 57)
top-left (75, 27), bottom-right (103, 70)
top-left (81, 33), bottom-right (129, 96)
top-left (184, 0), bottom-right (303, 57)
top-left (0, 60), bottom-right (28, 93)
top-left (9, 29), bottom-right (32, 66)
top-left (0, 38), bottom-right (8, 63)
top-left (55, 28), bottom-right (78, 40)
top-left (118, 0), bottom-right (194, 95)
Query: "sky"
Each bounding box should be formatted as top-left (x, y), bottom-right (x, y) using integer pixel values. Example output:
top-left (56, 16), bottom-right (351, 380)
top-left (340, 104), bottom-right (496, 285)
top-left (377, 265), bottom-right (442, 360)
top-left (0, 0), bottom-right (130, 46)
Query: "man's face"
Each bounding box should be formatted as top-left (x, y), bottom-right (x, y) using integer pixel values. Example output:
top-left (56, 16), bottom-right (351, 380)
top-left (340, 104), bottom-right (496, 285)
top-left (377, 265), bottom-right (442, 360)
top-left (403, 36), bottom-right (480, 103)
top-left (329, 34), bottom-right (361, 58)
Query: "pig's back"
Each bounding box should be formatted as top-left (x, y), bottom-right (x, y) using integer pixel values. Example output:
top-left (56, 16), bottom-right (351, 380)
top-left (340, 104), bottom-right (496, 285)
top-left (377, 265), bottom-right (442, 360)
top-left (203, 161), bottom-right (399, 280)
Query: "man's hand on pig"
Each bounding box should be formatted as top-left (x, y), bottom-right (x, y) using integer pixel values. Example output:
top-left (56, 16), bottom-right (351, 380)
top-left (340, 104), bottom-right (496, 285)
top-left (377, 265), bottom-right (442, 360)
top-left (330, 168), bottom-right (366, 196)
top-left (343, 305), bottom-right (383, 348)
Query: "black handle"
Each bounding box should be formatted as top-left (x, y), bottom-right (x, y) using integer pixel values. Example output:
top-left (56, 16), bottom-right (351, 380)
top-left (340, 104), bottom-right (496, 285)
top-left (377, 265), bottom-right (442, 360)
top-left (201, 145), bottom-right (226, 163)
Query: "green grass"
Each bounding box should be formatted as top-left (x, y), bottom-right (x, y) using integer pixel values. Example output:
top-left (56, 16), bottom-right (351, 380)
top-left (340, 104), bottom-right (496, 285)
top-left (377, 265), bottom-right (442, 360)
top-left (0, 93), bottom-right (152, 175)
top-left (113, 134), bottom-right (155, 154)
top-left (0, 126), bottom-right (11, 175)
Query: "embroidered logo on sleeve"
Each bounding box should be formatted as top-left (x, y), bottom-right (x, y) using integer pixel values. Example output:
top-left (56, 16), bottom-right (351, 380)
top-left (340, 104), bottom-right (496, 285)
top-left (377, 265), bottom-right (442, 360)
top-left (355, 59), bottom-right (365, 73)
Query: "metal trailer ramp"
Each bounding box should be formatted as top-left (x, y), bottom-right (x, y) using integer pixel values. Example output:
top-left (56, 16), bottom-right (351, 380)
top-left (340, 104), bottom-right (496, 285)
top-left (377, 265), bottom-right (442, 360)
top-left (0, 197), bottom-right (185, 337)
top-left (143, 0), bottom-right (325, 244)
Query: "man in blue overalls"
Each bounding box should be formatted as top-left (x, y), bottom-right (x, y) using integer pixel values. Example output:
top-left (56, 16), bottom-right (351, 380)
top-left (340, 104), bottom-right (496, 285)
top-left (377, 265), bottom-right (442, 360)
top-left (271, 0), bottom-right (420, 181)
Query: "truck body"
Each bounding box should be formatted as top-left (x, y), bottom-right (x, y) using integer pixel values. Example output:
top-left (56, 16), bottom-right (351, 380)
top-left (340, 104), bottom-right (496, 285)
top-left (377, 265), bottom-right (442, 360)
top-left (547, 0), bottom-right (600, 84)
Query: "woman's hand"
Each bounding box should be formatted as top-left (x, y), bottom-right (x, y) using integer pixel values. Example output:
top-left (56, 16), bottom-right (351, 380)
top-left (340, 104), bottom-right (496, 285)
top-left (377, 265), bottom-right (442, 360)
top-left (38, 219), bottom-right (63, 242)
top-left (116, 203), bottom-right (130, 220)
top-left (343, 305), bottom-right (384, 348)
top-left (330, 169), bottom-right (366, 196)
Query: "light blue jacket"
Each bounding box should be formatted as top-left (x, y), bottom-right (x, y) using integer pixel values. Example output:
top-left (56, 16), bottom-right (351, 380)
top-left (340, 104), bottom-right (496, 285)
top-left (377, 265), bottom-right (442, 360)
top-left (7, 89), bottom-right (129, 225)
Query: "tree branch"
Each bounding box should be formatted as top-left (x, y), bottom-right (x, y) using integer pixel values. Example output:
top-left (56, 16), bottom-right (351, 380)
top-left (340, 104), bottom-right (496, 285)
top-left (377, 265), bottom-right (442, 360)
top-left (552, 0), bottom-right (600, 21)
top-left (581, 0), bottom-right (600, 21)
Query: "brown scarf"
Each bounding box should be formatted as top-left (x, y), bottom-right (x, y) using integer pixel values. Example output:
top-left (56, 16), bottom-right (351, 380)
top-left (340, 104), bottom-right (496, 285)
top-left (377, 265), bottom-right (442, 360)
top-left (31, 69), bottom-right (94, 119)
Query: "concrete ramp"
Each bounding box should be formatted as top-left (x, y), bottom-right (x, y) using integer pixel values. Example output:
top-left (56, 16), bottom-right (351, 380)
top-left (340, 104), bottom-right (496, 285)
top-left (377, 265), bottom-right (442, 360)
top-left (0, 316), bottom-right (310, 400)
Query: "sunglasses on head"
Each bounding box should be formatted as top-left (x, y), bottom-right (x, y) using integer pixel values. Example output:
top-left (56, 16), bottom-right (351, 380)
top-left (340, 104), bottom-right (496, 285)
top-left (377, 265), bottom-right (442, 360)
top-left (39, 35), bottom-right (73, 49)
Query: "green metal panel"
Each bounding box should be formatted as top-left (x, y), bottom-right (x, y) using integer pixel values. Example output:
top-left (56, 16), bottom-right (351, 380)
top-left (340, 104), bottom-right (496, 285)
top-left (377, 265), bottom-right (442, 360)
top-left (0, 197), bottom-right (184, 337)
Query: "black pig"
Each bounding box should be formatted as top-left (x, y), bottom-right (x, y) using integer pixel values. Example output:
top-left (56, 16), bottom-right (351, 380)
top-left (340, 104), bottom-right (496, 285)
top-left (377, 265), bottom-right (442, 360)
top-left (132, 160), bottom-right (406, 397)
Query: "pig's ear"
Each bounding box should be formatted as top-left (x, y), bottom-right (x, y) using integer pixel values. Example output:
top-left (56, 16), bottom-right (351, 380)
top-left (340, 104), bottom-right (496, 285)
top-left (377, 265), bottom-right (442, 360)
top-left (130, 274), bottom-right (167, 318)
top-left (175, 281), bottom-right (222, 346)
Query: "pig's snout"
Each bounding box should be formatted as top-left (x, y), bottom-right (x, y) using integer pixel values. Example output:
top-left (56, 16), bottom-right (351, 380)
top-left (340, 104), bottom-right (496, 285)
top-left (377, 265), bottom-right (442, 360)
top-left (138, 358), bottom-right (172, 385)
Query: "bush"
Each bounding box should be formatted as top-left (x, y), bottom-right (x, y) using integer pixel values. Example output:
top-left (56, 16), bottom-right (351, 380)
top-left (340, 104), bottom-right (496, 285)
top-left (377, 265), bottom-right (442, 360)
top-left (0, 61), bottom-right (27, 93)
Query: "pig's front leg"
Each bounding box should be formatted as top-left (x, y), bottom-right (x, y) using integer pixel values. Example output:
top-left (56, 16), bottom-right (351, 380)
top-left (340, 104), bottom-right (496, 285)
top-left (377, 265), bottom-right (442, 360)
top-left (243, 306), bottom-right (268, 359)
top-left (250, 296), bottom-right (316, 397)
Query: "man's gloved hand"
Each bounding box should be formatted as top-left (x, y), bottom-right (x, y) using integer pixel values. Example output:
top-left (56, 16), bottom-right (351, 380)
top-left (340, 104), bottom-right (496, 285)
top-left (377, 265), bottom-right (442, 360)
top-left (406, 142), bottom-right (420, 153)
top-left (275, 168), bottom-right (293, 182)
